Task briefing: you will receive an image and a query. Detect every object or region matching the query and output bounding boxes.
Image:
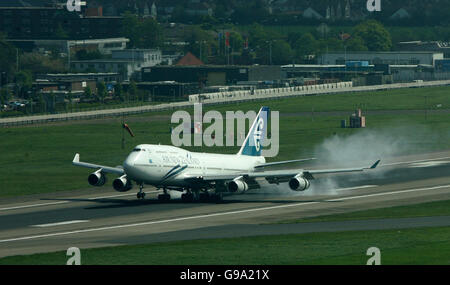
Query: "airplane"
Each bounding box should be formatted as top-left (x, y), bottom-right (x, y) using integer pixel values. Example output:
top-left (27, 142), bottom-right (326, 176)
top-left (72, 106), bottom-right (380, 203)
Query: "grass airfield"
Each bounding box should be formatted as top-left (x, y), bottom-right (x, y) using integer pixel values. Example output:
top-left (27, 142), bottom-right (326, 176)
top-left (0, 85), bottom-right (449, 265)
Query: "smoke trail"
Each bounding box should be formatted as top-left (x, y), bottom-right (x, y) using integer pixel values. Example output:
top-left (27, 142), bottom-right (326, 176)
top-left (255, 124), bottom-right (444, 197)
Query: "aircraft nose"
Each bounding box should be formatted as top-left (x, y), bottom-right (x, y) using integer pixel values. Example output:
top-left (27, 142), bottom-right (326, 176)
top-left (123, 154), bottom-right (137, 170)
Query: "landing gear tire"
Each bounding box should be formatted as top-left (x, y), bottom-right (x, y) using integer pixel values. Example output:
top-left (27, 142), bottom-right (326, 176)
top-left (137, 192), bottom-right (146, 199)
top-left (158, 193), bottom-right (171, 202)
top-left (211, 193), bottom-right (224, 204)
top-left (181, 193), bottom-right (194, 203)
top-left (199, 192), bottom-right (210, 203)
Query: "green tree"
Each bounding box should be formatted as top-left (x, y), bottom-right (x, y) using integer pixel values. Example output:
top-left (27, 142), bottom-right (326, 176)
top-left (115, 83), bottom-right (124, 102)
top-left (229, 31), bottom-right (244, 55)
top-left (97, 81), bottom-right (107, 103)
top-left (84, 86), bottom-right (92, 100)
top-left (20, 52), bottom-right (66, 75)
top-left (121, 13), bottom-right (164, 49)
top-left (353, 20), bottom-right (392, 51)
top-left (0, 34), bottom-right (17, 82)
top-left (186, 27), bottom-right (217, 63)
top-left (55, 24), bottom-right (69, 39)
top-left (140, 17), bottom-right (164, 48)
top-left (293, 33), bottom-right (318, 61)
top-left (38, 93), bottom-right (46, 113)
top-left (15, 70), bottom-right (33, 99)
top-left (0, 88), bottom-right (11, 105)
top-left (271, 40), bottom-right (293, 65)
top-left (121, 12), bottom-right (141, 48)
top-left (67, 91), bottom-right (73, 112)
top-left (128, 81), bottom-right (137, 101)
top-left (346, 36), bottom-right (369, 52)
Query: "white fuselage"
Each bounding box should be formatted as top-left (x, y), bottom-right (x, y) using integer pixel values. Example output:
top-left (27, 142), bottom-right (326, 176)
top-left (123, 144), bottom-right (266, 187)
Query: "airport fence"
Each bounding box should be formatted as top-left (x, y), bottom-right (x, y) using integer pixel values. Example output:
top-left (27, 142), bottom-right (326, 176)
top-left (2, 80), bottom-right (450, 127)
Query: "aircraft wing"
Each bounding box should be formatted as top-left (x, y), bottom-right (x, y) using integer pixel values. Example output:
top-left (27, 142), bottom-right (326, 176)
top-left (253, 158), bottom-right (316, 169)
top-left (72, 153), bottom-right (125, 175)
top-left (184, 160), bottom-right (380, 183)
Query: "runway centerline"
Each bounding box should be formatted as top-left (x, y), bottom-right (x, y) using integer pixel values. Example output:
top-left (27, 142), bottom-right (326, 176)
top-left (1, 184), bottom-right (449, 244)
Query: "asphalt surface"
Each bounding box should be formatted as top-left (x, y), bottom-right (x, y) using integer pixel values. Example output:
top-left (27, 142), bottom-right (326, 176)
top-left (0, 151), bottom-right (449, 258)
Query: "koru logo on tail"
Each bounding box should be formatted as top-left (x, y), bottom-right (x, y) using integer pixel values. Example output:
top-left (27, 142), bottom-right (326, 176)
top-left (253, 118), bottom-right (264, 151)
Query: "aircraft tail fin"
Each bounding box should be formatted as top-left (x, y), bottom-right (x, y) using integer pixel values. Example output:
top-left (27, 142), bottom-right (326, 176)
top-left (237, 106), bottom-right (269, 157)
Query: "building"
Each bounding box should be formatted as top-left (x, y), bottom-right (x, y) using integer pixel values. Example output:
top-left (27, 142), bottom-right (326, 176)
top-left (185, 1), bottom-right (214, 17)
top-left (176, 52), bottom-right (204, 66)
top-left (69, 38), bottom-right (129, 55)
top-left (71, 49), bottom-right (162, 81)
top-left (8, 38), bottom-right (129, 55)
top-left (320, 52), bottom-right (444, 66)
top-left (397, 41), bottom-right (450, 58)
top-left (0, 6), bottom-right (123, 40)
top-left (123, 81), bottom-right (199, 101)
top-left (141, 65), bottom-right (282, 87)
top-left (36, 73), bottom-right (121, 83)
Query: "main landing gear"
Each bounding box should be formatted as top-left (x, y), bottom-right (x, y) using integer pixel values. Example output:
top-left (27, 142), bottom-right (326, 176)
top-left (181, 190), bottom-right (223, 203)
top-left (158, 188), bottom-right (171, 202)
top-left (137, 184), bottom-right (146, 199)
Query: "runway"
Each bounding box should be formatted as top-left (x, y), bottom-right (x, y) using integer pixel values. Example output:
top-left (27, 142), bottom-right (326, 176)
top-left (0, 151), bottom-right (449, 259)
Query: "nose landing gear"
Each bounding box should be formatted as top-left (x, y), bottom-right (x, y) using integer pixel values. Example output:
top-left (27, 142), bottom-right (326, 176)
top-left (137, 184), bottom-right (146, 199)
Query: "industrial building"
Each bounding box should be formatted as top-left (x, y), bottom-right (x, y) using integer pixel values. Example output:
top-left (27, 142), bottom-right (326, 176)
top-left (36, 73), bottom-right (121, 83)
top-left (0, 6), bottom-right (123, 40)
top-left (283, 54), bottom-right (450, 84)
top-left (71, 49), bottom-right (162, 81)
top-left (7, 38), bottom-right (130, 55)
top-left (141, 65), bottom-right (282, 86)
top-left (123, 82), bottom-right (199, 101)
top-left (397, 41), bottom-right (450, 58)
top-left (320, 52), bottom-right (443, 66)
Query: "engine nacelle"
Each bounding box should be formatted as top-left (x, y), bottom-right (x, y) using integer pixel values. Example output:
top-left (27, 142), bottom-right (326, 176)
top-left (227, 178), bottom-right (249, 193)
top-left (113, 175), bottom-right (133, 192)
top-left (88, 170), bottom-right (106, 187)
top-left (288, 175), bottom-right (310, 192)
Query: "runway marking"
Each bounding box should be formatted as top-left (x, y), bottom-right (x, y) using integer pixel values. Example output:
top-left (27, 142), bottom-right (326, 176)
top-left (408, 161), bottom-right (450, 168)
top-left (31, 220), bottom-right (90, 228)
top-left (337, 185), bottom-right (378, 191)
top-left (0, 191), bottom-right (161, 212)
top-left (0, 201), bottom-right (70, 212)
top-left (381, 156), bottom-right (450, 167)
top-left (88, 191), bottom-right (160, 200)
top-left (0, 184), bottom-right (449, 244)
top-left (328, 185), bottom-right (450, 202)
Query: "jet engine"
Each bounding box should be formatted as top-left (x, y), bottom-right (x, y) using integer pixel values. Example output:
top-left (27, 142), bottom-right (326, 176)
top-left (227, 177), bottom-right (249, 193)
top-left (113, 175), bottom-right (133, 192)
top-left (288, 174), bottom-right (310, 191)
top-left (88, 170), bottom-right (106, 187)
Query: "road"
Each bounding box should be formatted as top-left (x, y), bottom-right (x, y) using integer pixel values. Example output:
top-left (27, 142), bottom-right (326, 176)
top-left (0, 151), bottom-right (449, 258)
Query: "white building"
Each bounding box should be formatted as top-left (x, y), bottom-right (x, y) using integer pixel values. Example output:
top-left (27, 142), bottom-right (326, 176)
top-left (69, 38), bottom-right (130, 55)
top-left (320, 52), bottom-right (444, 66)
top-left (71, 49), bottom-right (162, 80)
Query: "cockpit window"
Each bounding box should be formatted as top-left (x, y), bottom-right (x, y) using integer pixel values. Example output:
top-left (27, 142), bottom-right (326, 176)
top-left (133, 148), bottom-right (146, 152)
